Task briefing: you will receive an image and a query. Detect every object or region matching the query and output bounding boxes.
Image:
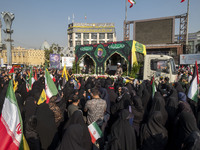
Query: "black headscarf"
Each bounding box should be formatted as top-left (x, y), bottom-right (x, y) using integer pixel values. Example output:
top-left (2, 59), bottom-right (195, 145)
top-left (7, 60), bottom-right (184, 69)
top-left (140, 111), bottom-right (168, 150)
top-left (56, 124), bottom-right (85, 150)
top-left (36, 103), bottom-right (59, 150)
top-left (175, 111), bottom-right (199, 149)
top-left (132, 96), bottom-right (144, 126)
top-left (177, 101), bottom-right (193, 114)
top-left (182, 131), bottom-right (200, 150)
top-left (136, 83), bottom-right (144, 98)
top-left (179, 111), bottom-right (199, 139)
top-left (174, 82), bottom-right (185, 93)
top-left (0, 84), bottom-right (8, 114)
top-left (165, 88), bottom-right (179, 126)
top-left (149, 92), bottom-right (168, 125)
top-left (63, 110), bottom-right (92, 150)
top-left (111, 87), bottom-right (132, 115)
top-left (110, 109), bottom-right (137, 150)
top-left (24, 96), bottom-right (37, 123)
top-left (106, 86), bottom-right (118, 106)
top-left (141, 87), bottom-right (150, 110)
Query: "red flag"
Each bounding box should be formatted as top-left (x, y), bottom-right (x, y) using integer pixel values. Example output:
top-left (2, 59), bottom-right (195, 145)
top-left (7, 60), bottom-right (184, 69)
top-left (8, 66), bottom-right (14, 74)
top-left (150, 76), bottom-right (154, 85)
top-left (181, 0), bottom-right (185, 3)
top-left (34, 69), bottom-right (37, 81)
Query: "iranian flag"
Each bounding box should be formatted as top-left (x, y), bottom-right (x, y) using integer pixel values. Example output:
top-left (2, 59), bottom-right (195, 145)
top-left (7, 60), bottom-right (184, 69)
top-left (26, 75), bottom-right (30, 92)
top-left (151, 76), bottom-right (157, 99)
top-left (188, 61), bottom-right (199, 102)
top-left (88, 122), bottom-right (103, 144)
top-left (45, 69), bottom-right (58, 103)
top-left (128, 0), bottom-right (136, 8)
top-left (0, 80), bottom-right (29, 150)
top-left (9, 66), bottom-right (14, 74)
top-left (29, 67), bottom-right (35, 90)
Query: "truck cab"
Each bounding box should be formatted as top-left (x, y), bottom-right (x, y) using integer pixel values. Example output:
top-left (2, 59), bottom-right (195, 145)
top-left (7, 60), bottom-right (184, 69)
top-left (143, 55), bottom-right (177, 83)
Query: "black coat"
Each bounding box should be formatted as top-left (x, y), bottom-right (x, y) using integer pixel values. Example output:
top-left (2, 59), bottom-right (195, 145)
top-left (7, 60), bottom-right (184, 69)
top-left (110, 109), bottom-right (137, 150)
top-left (63, 110), bottom-right (92, 150)
top-left (140, 111), bottom-right (168, 150)
top-left (36, 103), bottom-right (59, 150)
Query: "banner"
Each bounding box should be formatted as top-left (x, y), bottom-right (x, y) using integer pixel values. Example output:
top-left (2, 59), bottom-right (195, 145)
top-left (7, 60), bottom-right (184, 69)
top-left (180, 54), bottom-right (200, 65)
top-left (132, 40), bottom-right (146, 65)
top-left (62, 57), bottom-right (74, 67)
top-left (50, 54), bottom-right (60, 69)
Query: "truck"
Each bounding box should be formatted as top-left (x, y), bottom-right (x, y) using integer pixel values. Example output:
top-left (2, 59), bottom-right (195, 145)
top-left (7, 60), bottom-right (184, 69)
top-left (142, 55), bottom-right (177, 83)
top-left (75, 40), bottom-right (177, 82)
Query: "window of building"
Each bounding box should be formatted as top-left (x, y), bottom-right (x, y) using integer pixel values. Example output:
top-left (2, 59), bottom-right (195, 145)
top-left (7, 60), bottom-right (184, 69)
top-left (84, 33), bottom-right (89, 39)
top-left (69, 41), bottom-right (73, 47)
top-left (91, 41), bottom-right (97, 44)
top-left (99, 33), bottom-right (105, 39)
top-left (69, 34), bottom-right (72, 40)
top-left (189, 41), bottom-right (194, 51)
top-left (83, 41), bottom-right (89, 45)
top-left (99, 40), bottom-right (105, 44)
top-left (107, 33), bottom-right (113, 40)
top-left (75, 33), bottom-right (81, 39)
top-left (75, 41), bottom-right (81, 46)
top-left (107, 40), bottom-right (113, 43)
top-left (91, 33), bottom-right (97, 39)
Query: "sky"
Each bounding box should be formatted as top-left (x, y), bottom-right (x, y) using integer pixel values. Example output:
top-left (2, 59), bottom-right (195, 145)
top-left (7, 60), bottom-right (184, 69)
top-left (0, 0), bottom-right (199, 49)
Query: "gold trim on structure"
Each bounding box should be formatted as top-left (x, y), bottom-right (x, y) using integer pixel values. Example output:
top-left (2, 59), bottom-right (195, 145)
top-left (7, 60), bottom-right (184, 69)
top-left (68, 26), bottom-right (115, 29)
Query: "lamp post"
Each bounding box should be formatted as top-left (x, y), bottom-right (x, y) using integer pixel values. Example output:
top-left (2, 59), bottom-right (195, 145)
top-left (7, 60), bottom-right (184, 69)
top-left (1, 12), bottom-right (15, 66)
top-left (0, 19), bottom-right (2, 51)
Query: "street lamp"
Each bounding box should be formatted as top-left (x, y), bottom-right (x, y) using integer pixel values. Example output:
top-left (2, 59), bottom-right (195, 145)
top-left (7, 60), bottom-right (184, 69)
top-left (1, 12), bottom-right (15, 66)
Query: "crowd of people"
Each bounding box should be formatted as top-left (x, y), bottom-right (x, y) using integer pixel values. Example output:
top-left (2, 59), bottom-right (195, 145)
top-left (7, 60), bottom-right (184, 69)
top-left (0, 66), bottom-right (200, 150)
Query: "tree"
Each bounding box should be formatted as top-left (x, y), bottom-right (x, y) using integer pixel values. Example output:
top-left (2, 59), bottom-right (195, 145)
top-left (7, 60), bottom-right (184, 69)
top-left (44, 48), bottom-right (53, 67)
top-left (72, 61), bottom-right (80, 74)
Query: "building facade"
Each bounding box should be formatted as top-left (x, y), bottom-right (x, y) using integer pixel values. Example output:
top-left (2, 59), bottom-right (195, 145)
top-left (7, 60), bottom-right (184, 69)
top-left (175, 30), bottom-right (200, 54)
top-left (67, 23), bottom-right (116, 51)
top-left (0, 47), bottom-right (45, 66)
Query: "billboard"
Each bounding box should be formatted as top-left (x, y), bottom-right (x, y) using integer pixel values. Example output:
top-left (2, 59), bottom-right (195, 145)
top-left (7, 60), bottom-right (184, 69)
top-left (62, 57), bottom-right (74, 67)
top-left (50, 54), bottom-right (60, 69)
top-left (134, 17), bottom-right (175, 44)
top-left (180, 54), bottom-right (200, 65)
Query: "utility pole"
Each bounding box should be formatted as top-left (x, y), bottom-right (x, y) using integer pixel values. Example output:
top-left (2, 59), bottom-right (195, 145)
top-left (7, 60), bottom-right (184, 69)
top-left (185, 0), bottom-right (190, 53)
top-left (125, 0), bottom-right (127, 22)
top-left (186, 0), bottom-right (190, 46)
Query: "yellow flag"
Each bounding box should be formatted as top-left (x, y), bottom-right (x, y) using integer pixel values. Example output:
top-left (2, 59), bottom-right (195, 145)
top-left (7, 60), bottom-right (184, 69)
top-left (13, 80), bottom-right (18, 92)
top-left (37, 89), bottom-right (47, 105)
top-left (23, 135), bottom-right (30, 150)
top-left (62, 65), bottom-right (68, 81)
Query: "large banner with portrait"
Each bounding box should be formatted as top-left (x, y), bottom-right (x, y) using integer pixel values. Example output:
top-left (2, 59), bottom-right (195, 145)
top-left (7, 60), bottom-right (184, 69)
top-left (50, 54), bottom-right (60, 69)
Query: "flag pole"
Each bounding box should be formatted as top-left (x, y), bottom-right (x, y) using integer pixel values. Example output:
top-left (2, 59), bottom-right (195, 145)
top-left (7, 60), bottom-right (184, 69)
top-left (125, 0), bottom-right (127, 22)
top-left (186, 0), bottom-right (190, 46)
top-left (124, 0), bottom-right (127, 41)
